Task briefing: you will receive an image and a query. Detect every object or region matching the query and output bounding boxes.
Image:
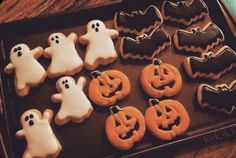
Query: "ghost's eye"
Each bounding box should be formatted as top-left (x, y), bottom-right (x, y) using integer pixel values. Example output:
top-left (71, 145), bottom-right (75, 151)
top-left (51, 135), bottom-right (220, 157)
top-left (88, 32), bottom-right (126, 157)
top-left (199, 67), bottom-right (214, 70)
top-left (18, 47), bottom-right (21, 50)
top-left (55, 35), bottom-right (59, 39)
top-left (96, 23), bottom-right (99, 27)
top-left (65, 80), bottom-right (68, 83)
top-left (29, 114), bottom-right (34, 118)
top-left (13, 48), bottom-right (18, 52)
top-left (51, 37), bottom-right (54, 41)
top-left (92, 24), bottom-right (95, 29)
top-left (62, 81), bottom-right (65, 84)
top-left (25, 116), bottom-right (29, 121)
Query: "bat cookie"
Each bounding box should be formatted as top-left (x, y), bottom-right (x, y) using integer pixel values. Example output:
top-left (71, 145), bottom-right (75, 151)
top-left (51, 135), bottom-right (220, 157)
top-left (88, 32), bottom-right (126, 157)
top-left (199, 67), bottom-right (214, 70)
top-left (79, 20), bottom-right (119, 70)
top-left (197, 80), bottom-right (236, 114)
top-left (183, 46), bottom-right (236, 80)
top-left (16, 109), bottom-right (62, 158)
top-left (162, 0), bottom-right (209, 26)
top-left (120, 27), bottom-right (171, 60)
top-left (4, 44), bottom-right (46, 96)
top-left (51, 76), bottom-right (93, 125)
top-left (173, 22), bottom-right (224, 54)
top-left (114, 5), bottom-right (163, 36)
top-left (44, 32), bottom-right (84, 78)
top-left (140, 59), bottom-right (182, 98)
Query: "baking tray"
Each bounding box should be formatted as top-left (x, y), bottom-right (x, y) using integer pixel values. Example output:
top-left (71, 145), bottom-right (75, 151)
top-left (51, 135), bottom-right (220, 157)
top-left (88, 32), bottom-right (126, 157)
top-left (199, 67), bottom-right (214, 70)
top-left (0, 0), bottom-right (236, 158)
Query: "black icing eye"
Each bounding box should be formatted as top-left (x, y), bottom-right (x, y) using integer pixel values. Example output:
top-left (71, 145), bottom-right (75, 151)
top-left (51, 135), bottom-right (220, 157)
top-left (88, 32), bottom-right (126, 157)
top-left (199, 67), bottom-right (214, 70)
top-left (65, 80), bottom-right (68, 83)
top-left (13, 48), bottom-right (18, 52)
top-left (29, 114), bottom-right (34, 118)
top-left (18, 47), bottom-right (21, 50)
top-left (29, 120), bottom-right (34, 126)
top-left (25, 116), bottom-right (29, 122)
top-left (96, 23), bottom-right (99, 27)
top-left (55, 35), bottom-right (59, 39)
top-left (62, 81), bottom-right (65, 84)
top-left (51, 37), bottom-right (54, 41)
top-left (92, 24), bottom-right (95, 29)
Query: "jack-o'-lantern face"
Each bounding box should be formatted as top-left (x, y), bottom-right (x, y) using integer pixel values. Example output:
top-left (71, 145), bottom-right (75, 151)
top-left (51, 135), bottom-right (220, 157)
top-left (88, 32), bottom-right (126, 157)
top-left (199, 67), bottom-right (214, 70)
top-left (140, 58), bottom-right (182, 98)
top-left (105, 106), bottom-right (146, 150)
top-left (145, 99), bottom-right (190, 140)
top-left (89, 70), bottom-right (131, 106)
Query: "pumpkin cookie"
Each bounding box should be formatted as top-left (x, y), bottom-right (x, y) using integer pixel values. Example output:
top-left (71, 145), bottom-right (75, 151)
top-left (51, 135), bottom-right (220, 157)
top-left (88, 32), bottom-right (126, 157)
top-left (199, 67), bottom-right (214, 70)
top-left (105, 105), bottom-right (146, 150)
top-left (145, 99), bottom-right (190, 140)
top-left (140, 58), bottom-right (182, 98)
top-left (89, 70), bottom-right (131, 106)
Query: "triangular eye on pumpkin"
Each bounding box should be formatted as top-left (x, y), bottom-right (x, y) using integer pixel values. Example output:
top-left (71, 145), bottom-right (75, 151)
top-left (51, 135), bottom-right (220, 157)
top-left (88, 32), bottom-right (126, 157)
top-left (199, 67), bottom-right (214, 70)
top-left (140, 58), bottom-right (182, 98)
top-left (144, 99), bottom-right (190, 140)
top-left (105, 105), bottom-right (146, 150)
top-left (89, 70), bottom-right (131, 106)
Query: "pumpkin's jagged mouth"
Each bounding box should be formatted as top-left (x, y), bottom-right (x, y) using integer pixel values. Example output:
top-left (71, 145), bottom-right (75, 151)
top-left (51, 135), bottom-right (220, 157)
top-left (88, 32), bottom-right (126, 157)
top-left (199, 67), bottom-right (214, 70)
top-left (119, 122), bottom-right (140, 140)
top-left (151, 80), bottom-right (175, 90)
top-left (101, 83), bottom-right (123, 98)
top-left (158, 116), bottom-right (180, 131)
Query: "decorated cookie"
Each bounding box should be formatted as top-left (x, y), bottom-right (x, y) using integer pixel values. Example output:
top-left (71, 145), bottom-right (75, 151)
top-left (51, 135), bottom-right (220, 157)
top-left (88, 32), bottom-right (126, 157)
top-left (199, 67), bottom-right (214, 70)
top-left (89, 70), bottom-right (131, 106)
top-left (79, 20), bottom-right (119, 70)
top-left (114, 5), bottom-right (163, 35)
top-left (197, 80), bottom-right (236, 114)
top-left (162, 0), bottom-right (209, 26)
top-left (140, 59), bottom-right (182, 98)
top-left (16, 109), bottom-right (62, 158)
top-left (145, 99), bottom-right (190, 140)
top-left (173, 22), bottom-right (224, 54)
top-left (51, 76), bottom-right (93, 125)
top-left (183, 46), bottom-right (236, 80)
top-left (44, 32), bottom-right (83, 78)
top-left (4, 44), bottom-right (46, 96)
top-left (120, 27), bottom-right (171, 60)
top-left (105, 105), bottom-right (146, 150)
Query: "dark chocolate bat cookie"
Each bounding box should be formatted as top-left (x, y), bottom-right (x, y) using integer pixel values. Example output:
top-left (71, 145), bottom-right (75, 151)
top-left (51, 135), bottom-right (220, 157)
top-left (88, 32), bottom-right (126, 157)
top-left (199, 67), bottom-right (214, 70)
top-left (183, 46), bottom-right (236, 80)
top-left (120, 27), bottom-right (171, 60)
top-left (174, 22), bottom-right (224, 54)
top-left (162, 0), bottom-right (209, 26)
top-left (197, 80), bottom-right (236, 114)
top-left (114, 5), bottom-right (163, 35)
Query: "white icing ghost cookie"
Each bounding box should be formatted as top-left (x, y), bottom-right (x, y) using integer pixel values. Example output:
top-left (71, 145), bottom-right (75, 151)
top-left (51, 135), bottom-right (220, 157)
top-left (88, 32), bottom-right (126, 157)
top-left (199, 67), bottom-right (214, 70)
top-left (51, 76), bottom-right (93, 125)
top-left (4, 44), bottom-right (46, 97)
top-left (79, 20), bottom-right (119, 70)
top-left (16, 109), bottom-right (62, 158)
top-left (44, 32), bottom-right (84, 78)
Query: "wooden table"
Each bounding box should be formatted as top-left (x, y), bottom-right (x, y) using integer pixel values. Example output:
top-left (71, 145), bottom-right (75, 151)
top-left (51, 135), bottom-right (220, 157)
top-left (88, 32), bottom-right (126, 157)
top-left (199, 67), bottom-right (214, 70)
top-left (0, 0), bottom-right (235, 157)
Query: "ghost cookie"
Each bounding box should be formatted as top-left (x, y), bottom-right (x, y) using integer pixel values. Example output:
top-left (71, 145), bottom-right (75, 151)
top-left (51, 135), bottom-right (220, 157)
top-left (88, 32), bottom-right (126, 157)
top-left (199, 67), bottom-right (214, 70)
top-left (79, 20), bottom-right (119, 70)
top-left (16, 109), bottom-right (62, 158)
top-left (44, 32), bottom-right (84, 78)
top-left (51, 76), bottom-right (93, 125)
top-left (4, 44), bottom-right (46, 96)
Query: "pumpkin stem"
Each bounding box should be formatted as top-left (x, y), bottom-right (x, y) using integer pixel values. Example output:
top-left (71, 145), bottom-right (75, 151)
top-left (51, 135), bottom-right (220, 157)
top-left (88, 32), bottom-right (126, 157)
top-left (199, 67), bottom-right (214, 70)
top-left (149, 99), bottom-right (160, 106)
top-left (153, 58), bottom-right (162, 66)
top-left (110, 105), bottom-right (122, 114)
top-left (91, 70), bottom-right (101, 78)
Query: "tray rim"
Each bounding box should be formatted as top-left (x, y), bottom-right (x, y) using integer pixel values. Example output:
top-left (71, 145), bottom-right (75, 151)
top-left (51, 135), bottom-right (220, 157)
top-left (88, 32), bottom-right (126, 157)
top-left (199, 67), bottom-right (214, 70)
top-left (0, 0), bottom-right (236, 158)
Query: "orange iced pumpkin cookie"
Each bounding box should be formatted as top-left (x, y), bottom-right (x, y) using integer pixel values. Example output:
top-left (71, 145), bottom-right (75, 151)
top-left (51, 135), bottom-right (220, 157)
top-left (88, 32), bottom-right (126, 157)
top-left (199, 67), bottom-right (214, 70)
top-left (140, 58), bottom-right (182, 98)
top-left (145, 99), bottom-right (190, 140)
top-left (89, 70), bottom-right (131, 106)
top-left (105, 105), bottom-right (146, 150)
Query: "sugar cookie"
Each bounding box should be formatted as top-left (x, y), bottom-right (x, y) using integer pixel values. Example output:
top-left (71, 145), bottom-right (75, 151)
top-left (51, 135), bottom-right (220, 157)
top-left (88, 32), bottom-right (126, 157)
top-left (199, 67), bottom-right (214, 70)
top-left (4, 44), bottom-right (46, 96)
top-left (51, 76), bottom-right (93, 125)
top-left (79, 20), bottom-right (119, 70)
top-left (145, 99), bottom-right (190, 140)
top-left (89, 70), bottom-right (131, 106)
top-left (105, 105), bottom-right (146, 150)
top-left (44, 32), bottom-right (84, 78)
top-left (16, 109), bottom-right (62, 158)
top-left (140, 59), bottom-right (182, 98)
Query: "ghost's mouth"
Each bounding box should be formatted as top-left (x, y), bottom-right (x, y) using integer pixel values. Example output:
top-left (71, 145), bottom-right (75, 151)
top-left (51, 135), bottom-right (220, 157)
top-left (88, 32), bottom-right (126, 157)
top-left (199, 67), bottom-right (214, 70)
top-left (64, 84), bottom-right (69, 89)
top-left (158, 116), bottom-right (180, 131)
top-left (95, 27), bottom-right (99, 32)
top-left (151, 80), bottom-right (175, 90)
top-left (17, 52), bottom-right (22, 57)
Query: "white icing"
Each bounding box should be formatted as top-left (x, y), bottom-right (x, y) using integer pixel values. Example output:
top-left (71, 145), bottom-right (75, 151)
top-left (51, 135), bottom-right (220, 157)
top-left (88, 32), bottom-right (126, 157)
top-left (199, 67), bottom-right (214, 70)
top-left (16, 109), bottom-right (62, 158)
top-left (44, 32), bottom-right (84, 78)
top-left (52, 76), bottom-right (93, 125)
top-left (4, 44), bottom-right (46, 96)
top-left (79, 20), bottom-right (119, 70)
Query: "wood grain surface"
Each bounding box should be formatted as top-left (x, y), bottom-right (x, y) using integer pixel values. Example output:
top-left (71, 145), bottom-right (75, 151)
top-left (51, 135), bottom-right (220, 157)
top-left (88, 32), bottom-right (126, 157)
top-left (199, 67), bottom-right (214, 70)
top-left (0, 0), bottom-right (236, 158)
